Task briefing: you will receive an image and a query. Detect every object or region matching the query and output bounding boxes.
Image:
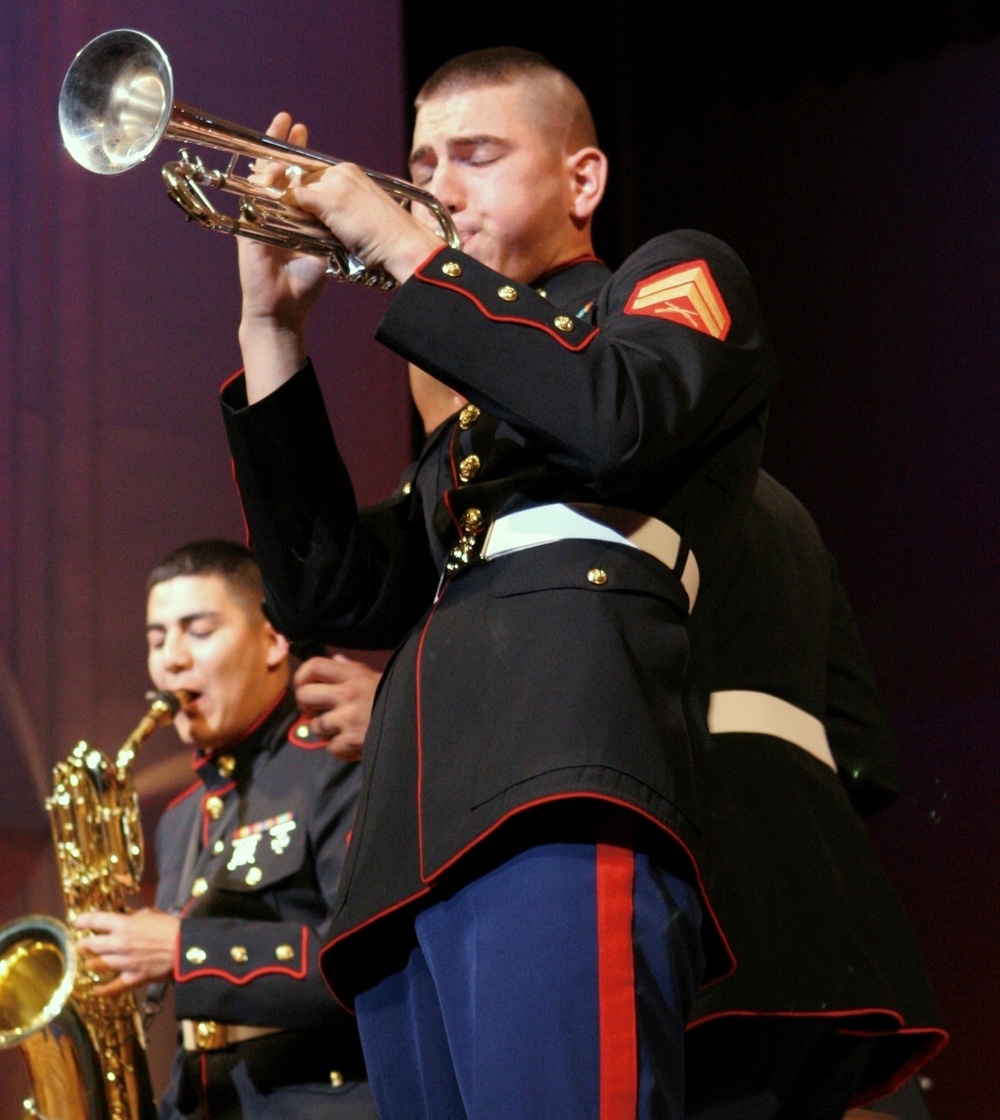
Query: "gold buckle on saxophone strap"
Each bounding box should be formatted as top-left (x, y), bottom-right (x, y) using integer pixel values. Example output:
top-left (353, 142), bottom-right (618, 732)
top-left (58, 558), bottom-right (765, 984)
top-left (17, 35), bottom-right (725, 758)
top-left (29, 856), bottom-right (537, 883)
top-left (181, 1019), bottom-right (283, 1051)
top-left (480, 502), bottom-right (700, 610)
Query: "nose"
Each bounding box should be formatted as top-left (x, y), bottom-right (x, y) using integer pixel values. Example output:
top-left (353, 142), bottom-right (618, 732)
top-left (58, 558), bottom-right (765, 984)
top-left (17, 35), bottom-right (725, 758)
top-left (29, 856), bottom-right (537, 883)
top-left (159, 629), bottom-right (192, 674)
top-left (428, 162), bottom-right (466, 215)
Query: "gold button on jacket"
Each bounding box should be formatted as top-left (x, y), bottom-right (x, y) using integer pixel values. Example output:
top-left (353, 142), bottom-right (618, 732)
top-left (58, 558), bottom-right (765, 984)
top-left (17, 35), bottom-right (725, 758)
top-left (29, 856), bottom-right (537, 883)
top-left (458, 454), bottom-right (481, 483)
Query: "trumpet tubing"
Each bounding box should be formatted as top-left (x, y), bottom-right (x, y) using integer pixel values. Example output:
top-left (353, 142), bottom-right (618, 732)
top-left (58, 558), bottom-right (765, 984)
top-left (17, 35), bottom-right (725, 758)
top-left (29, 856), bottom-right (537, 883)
top-left (59, 29), bottom-right (460, 288)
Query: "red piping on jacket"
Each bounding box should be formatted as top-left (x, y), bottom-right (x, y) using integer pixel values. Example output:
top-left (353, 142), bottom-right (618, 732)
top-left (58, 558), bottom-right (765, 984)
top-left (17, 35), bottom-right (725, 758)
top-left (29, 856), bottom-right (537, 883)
top-left (286, 717), bottom-right (329, 750)
top-left (199, 781), bottom-right (235, 847)
top-left (319, 788), bottom-right (738, 992)
top-left (176, 926), bottom-right (310, 985)
top-left (417, 789), bottom-right (735, 980)
top-left (414, 270), bottom-right (600, 352)
top-left (166, 780), bottom-right (202, 814)
top-left (199, 1054), bottom-right (210, 1117)
top-left (229, 456), bottom-right (252, 548)
top-left (687, 1007), bottom-right (949, 1108)
top-left (414, 587), bottom-right (447, 875)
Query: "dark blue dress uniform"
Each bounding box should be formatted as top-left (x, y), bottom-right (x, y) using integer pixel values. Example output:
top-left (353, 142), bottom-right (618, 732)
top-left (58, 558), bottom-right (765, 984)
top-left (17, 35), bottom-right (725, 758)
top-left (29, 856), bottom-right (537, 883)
top-left (221, 230), bottom-right (779, 1115)
top-left (154, 691), bottom-right (376, 1120)
top-left (684, 472), bottom-right (947, 1118)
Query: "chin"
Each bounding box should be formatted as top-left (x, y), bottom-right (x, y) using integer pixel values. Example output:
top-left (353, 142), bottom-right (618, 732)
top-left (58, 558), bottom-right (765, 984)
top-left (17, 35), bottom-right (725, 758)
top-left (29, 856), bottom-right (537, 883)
top-left (172, 716), bottom-right (195, 746)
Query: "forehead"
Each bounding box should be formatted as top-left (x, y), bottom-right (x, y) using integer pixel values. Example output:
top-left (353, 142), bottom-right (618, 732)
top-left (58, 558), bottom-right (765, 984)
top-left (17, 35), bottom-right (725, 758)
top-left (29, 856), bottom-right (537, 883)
top-left (146, 573), bottom-right (242, 622)
top-left (412, 82), bottom-right (544, 150)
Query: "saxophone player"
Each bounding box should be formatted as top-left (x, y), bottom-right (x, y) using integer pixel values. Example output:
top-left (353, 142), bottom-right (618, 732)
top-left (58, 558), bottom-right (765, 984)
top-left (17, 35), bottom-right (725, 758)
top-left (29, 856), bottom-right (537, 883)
top-left (74, 539), bottom-right (378, 1120)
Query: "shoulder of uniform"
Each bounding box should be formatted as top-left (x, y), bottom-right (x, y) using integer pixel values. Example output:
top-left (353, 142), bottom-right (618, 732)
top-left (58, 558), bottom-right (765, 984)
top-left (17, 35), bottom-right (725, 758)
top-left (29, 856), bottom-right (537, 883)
top-left (164, 779), bottom-right (203, 813)
top-left (286, 717), bottom-right (329, 750)
top-left (611, 230), bottom-right (756, 343)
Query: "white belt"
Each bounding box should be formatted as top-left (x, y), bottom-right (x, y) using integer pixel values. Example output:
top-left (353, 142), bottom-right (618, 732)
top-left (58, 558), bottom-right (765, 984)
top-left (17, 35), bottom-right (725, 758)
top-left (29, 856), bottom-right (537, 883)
top-left (181, 1019), bottom-right (282, 1051)
top-left (706, 690), bottom-right (836, 772)
top-left (480, 502), bottom-right (700, 609)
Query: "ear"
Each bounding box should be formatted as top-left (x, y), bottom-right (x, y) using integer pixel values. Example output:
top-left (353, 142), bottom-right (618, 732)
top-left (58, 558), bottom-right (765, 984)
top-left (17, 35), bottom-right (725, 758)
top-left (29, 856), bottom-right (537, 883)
top-left (264, 623), bottom-right (291, 670)
top-left (566, 146), bottom-right (608, 223)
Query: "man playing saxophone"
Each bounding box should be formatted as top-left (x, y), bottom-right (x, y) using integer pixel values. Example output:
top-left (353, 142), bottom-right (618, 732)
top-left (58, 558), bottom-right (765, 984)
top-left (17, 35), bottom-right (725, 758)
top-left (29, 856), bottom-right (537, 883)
top-left (73, 539), bottom-right (377, 1120)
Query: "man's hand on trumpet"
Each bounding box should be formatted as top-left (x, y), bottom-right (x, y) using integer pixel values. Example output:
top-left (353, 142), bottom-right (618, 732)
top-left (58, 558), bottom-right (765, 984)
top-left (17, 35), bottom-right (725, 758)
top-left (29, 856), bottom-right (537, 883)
top-left (237, 111), bottom-right (441, 405)
top-left (237, 113), bottom-right (331, 403)
top-left (285, 162), bottom-right (442, 289)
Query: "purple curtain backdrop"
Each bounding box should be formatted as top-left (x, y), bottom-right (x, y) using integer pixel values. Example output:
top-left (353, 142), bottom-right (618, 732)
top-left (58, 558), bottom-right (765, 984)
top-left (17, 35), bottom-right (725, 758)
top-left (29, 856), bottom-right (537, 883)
top-left (0, 0), bottom-right (409, 1103)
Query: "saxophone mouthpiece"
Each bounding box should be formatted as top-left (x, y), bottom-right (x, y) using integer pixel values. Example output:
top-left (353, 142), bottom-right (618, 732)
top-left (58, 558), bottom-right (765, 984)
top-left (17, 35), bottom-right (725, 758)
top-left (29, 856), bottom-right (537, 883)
top-left (144, 689), bottom-right (190, 716)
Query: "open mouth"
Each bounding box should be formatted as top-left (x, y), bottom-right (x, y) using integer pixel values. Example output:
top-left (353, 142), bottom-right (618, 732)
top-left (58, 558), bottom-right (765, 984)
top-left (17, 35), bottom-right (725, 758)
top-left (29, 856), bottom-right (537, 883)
top-left (177, 691), bottom-right (203, 714)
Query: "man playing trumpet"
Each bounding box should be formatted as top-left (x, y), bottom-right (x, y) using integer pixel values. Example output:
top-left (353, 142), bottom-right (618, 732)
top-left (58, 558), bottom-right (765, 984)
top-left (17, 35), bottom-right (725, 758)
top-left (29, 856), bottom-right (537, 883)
top-left (221, 46), bottom-right (778, 1119)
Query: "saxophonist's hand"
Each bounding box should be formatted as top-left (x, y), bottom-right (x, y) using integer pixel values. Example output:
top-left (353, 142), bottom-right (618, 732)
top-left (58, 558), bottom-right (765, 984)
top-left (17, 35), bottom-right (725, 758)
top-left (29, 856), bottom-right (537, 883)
top-left (74, 908), bottom-right (179, 996)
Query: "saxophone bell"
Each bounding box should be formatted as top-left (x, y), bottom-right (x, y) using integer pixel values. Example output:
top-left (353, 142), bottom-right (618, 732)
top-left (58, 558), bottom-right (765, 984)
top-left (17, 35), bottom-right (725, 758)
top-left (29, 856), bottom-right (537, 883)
top-left (0, 915), bottom-right (77, 1049)
top-left (0, 690), bottom-right (185, 1120)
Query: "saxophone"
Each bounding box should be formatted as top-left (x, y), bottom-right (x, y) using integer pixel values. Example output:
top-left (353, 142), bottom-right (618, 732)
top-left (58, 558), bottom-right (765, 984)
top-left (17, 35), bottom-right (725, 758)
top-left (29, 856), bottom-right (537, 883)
top-left (0, 690), bottom-right (187, 1120)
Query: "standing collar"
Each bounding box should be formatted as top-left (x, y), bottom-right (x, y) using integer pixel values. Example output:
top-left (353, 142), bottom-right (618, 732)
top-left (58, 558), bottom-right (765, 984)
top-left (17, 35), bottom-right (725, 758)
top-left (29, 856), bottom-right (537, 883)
top-left (531, 257), bottom-right (611, 315)
top-left (191, 689), bottom-right (296, 792)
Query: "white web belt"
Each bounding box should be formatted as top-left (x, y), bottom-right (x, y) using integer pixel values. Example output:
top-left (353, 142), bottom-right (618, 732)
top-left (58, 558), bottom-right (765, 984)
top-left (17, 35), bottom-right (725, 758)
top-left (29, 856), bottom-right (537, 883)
top-left (480, 502), bottom-right (700, 610)
top-left (707, 690), bottom-right (836, 771)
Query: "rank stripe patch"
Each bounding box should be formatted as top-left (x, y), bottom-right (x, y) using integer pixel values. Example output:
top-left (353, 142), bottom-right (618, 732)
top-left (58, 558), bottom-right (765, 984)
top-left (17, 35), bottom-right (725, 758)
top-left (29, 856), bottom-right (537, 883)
top-left (624, 260), bottom-right (731, 340)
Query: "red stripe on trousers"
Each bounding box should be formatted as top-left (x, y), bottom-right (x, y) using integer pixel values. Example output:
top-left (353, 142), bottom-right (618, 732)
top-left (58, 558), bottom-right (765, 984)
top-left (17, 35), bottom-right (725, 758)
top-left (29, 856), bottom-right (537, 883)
top-left (597, 841), bottom-right (637, 1119)
top-left (199, 1051), bottom-right (212, 1119)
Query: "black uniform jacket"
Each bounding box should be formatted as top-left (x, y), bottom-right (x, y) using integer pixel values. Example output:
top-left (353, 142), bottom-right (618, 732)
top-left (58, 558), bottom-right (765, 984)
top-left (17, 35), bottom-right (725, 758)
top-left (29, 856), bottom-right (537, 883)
top-left (222, 231), bottom-right (778, 1004)
top-left (155, 691), bottom-right (364, 1061)
top-left (685, 472), bottom-right (947, 1106)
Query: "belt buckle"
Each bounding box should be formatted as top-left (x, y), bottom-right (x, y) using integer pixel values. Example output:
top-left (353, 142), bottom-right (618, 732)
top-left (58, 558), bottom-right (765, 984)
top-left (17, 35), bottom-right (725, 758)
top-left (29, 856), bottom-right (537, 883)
top-left (445, 507), bottom-right (486, 574)
top-left (195, 1020), bottom-right (223, 1050)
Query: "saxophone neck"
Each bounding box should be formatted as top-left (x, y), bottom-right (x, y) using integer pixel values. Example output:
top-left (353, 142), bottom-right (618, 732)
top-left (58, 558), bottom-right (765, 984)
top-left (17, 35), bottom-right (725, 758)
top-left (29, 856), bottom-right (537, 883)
top-left (114, 689), bottom-right (188, 772)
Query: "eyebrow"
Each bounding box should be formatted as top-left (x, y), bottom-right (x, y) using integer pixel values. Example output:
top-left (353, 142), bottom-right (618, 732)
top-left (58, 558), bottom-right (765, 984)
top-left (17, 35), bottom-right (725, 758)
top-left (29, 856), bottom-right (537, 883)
top-left (408, 135), bottom-right (511, 171)
top-left (145, 610), bottom-right (220, 635)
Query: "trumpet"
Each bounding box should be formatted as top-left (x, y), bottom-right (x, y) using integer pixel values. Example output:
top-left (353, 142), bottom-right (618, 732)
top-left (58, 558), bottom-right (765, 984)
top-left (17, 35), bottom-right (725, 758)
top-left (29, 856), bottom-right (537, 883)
top-left (58, 29), bottom-right (460, 289)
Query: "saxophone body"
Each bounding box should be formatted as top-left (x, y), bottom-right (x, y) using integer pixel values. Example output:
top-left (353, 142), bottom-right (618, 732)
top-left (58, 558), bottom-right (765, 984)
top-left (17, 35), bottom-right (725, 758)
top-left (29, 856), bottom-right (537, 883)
top-left (0, 691), bottom-right (185, 1120)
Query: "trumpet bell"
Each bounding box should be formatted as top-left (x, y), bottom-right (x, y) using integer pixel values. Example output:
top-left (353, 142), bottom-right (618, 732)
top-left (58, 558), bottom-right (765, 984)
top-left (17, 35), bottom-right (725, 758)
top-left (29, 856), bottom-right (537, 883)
top-left (59, 28), bottom-right (174, 175)
top-left (59, 28), bottom-right (460, 288)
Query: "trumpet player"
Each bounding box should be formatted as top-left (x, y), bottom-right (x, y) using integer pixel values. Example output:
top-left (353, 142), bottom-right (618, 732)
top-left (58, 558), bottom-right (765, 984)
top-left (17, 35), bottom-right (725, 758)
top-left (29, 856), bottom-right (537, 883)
top-left (220, 45), bottom-right (779, 1120)
top-left (74, 540), bottom-right (377, 1120)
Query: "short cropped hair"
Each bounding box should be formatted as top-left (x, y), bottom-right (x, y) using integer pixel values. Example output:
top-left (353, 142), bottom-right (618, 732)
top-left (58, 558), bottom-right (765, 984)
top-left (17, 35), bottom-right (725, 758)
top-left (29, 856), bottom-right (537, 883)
top-left (146, 539), bottom-right (264, 615)
top-left (416, 47), bottom-right (597, 149)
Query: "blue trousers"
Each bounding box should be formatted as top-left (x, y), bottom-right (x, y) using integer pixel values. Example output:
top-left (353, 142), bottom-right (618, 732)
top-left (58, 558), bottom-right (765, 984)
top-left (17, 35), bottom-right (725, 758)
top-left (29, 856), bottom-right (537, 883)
top-left (354, 832), bottom-right (704, 1120)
